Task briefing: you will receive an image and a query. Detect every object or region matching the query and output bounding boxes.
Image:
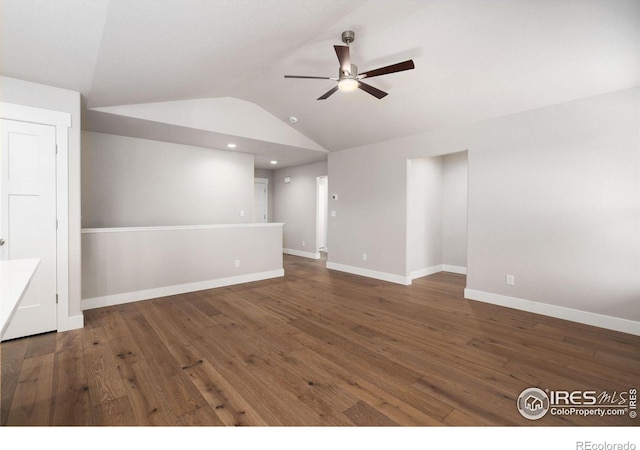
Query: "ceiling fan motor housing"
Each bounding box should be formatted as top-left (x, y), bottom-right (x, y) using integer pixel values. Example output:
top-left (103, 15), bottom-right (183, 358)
top-left (341, 30), bottom-right (355, 45)
top-left (340, 64), bottom-right (358, 79)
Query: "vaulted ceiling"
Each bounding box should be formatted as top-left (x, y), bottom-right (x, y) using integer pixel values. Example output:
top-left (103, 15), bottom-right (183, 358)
top-left (2, 0), bottom-right (639, 168)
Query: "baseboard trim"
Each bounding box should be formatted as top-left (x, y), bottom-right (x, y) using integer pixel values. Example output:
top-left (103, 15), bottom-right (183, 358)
top-left (61, 314), bottom-right (84, 331)
top-left (411, 264), bottom-right (467, 280)
top-left (283, 248), bottom-right (320, 260)
top-left (82, 269), bottom-right (285, 311)
top-left (326, 262), bottom-right (411, 286)
top-left (410, 265), bottom-right (443, 280)
top-left (442, 265), bottom-right (467, 275)
top-left (464, 289), bottom-right (640, 336)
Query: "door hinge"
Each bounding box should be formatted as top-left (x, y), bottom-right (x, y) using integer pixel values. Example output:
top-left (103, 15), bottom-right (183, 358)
top-left (55, 145), bottom-right (58, 155)
top-left (56, 219), bottom-right (59, 229)
top-left (56, 294), bottom-right (59, 304)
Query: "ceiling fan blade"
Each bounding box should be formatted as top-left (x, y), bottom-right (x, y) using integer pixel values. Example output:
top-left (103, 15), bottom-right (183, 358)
top-left (334, 45), bottom-right (351, 75)
top-left (317, 86), bottom-right (339, 100)
top-left (359, 60), bottom-right (415, 79)
top-left (357, 81), bottom-right (388, 99)
top-left (284, 75), bottom-right (333, 79)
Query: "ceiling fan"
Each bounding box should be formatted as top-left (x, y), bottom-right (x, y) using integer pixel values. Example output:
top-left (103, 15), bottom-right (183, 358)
top-left (284, 30), bottom-right (415, 100)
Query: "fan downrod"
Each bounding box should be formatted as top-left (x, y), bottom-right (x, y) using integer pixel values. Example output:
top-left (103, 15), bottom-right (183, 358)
top-left (341, 30), bottom-right (355, 45)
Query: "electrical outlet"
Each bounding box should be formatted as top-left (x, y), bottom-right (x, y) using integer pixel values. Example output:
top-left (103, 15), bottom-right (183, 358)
top-left (506, 274), bottom-right (515, 286)
top-left (362, 253), bottom-right (367, 261)
top-left (302, 240), bottom-right (306, 246)
top-left (239, 210), bottom-right (245, 217)
top-left (331, 210), bottom-right (336, 217)
top-left (235, 259), bottom-right (240, 268)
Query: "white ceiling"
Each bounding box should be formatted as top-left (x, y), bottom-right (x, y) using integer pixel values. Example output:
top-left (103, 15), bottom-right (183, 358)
top-left (2, 0), bottom-right (639, 168)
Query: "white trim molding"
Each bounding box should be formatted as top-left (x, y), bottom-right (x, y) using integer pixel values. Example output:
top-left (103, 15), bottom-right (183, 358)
top-left (442, 265), bottom-right (467, 275)
top-left (464, 289), bottom-right (640, 337)
top-left (83, 269), bottom-right (284, 311)
top-left (0, 102), bottom-right (71, 128)
top-left (326, 262), bottom-right (411, 286)
top-left (64, 314), bottom-right (85, 331)
top-left (82, 223), bottom-right (285, 234)
top-left (283, 248), bottom-right (321, 260)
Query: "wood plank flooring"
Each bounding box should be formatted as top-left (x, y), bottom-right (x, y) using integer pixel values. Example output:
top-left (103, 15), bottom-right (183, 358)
top-left (1, 254), bottom-right (638, 426)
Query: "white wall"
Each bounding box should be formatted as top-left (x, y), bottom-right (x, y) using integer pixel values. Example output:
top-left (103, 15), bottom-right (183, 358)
top-left (82, 131), bottom-right (254, 227)
top-left (442, 151), bottom-right (468, 268)
top-left (273, 161), bottom-right (327, 258)
top-left (0, 76), bottom-right (83, 320)
top-left (82, 224), bottom-right (284, 309)
top-left (465, 90), bottom-right (639, 326)
top-left (328, 88), bottom-right (640, 332)
top-left (408, 157), bottom-right (443, 274)
top-left (328, 148), bottom-right (407, 275)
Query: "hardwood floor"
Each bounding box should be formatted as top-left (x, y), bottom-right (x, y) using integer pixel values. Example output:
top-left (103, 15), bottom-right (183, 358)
top-left (1, 254), bottom-right (638, 426)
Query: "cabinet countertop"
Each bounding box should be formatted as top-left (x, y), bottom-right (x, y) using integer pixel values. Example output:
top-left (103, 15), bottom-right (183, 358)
top-left (1, 258), bottom-right (40, 340)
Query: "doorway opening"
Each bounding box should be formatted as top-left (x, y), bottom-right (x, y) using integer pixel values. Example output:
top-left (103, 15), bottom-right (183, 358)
top-left (406, 151), bottom-right (468, 280)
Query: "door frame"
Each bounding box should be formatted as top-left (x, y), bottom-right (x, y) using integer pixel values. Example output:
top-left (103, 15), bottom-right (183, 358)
top-left (316, 175), bottom-right (328, 253)
top-left (1, 102), bottom-right (72, 332)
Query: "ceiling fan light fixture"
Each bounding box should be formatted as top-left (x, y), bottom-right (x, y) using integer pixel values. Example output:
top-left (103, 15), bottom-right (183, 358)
top-left (338, 78), bottom-right (359, 92)
top-left (284, 30), bottom-right (414, 100)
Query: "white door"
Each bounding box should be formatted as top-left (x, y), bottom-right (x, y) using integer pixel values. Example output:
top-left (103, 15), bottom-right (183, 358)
top-left (253, 178), bottom-right (268, 223)
top-left (1, 119), bottom-right (58, 340)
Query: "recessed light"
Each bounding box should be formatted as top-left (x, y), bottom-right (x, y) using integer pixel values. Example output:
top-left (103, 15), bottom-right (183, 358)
top-left (270, 160), bottom-right (278, 165)
top-left (289, 116), bottom-right (298, 124)
top-left (227, 143), bottom-right (237, 149)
